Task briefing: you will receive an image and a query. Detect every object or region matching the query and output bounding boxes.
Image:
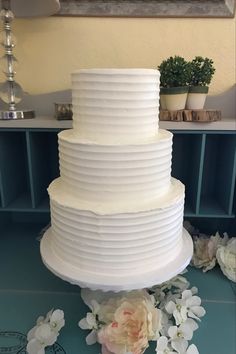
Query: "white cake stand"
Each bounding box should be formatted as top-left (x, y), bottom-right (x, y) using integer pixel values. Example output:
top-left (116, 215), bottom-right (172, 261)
top-left (40, 228), bottom-right (193, 292)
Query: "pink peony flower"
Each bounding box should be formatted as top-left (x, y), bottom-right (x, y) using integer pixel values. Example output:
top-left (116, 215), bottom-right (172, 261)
top-left (97, 291), bottom-right (162, 354)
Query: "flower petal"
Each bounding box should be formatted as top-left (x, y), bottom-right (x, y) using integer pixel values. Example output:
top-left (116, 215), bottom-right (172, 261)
top-left (168, 326), bottom-right (178, 339)
top-left (156, 336), bottom-right (169, 350)
top-left (86, 330), bottom-right (97, 345)
top-left (45, 309), bottom-right (54, 322)
top-left (182, 290), bottom-right (192, 302)
top-left (91, 299), bottom-right (100, 314)
top-left (186, 296), bottom-right (201, 308)
top-left (190, 306), bottom-right (206, 318)
top-left (171, 338), bottom-right (188, 353)
top-left (86, 313), bottom-right (97, 328)
top-left (26, 338), bottom-right (45, 354)
top-left (165, 301), bottom-right (176, 314)
top-left (27, 326), bottom-right (38, 341)
top-left (187, 344), bottom-right (199, 354)
top-left (35, 324), bottom-right (57, 346)
top-left (179, 322), bottom-right (193, 340)
top-left (101, 344), bottom-right (114, 354)
top-left (36, 316), bottom-right (45, 325)
top-left (78, 317), bottom-right (90, 330)
top-left (184, 318), bottom-right (199, 332)
top-left (50, 309), bottom-right (64, 323)
top-left (187, 311), bottom-right (201, 321)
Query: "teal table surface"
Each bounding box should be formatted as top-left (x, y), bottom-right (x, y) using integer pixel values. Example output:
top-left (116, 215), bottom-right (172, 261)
top-left (0, 223), bottom-right (235, 354)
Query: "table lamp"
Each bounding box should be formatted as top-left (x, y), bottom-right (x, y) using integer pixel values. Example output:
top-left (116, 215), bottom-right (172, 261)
top-left (0, 0), bottom-right (60, 119)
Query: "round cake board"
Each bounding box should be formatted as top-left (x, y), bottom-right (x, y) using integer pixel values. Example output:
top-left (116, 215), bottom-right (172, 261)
top-left (40, 228), bottom-right (193, 292)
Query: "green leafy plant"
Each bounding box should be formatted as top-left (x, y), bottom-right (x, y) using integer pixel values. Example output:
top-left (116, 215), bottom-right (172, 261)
top-left (158, 56), bottom-right (191, 88)
top-left (189, 56), bottom-right (215, 86)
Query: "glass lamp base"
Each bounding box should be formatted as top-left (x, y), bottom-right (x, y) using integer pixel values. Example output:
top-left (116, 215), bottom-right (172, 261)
top-left (0, 110), bottom-right (35, 120)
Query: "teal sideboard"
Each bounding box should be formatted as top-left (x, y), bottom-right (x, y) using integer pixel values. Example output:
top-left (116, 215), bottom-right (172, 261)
top-left (0, 118), bottom-right (235, 233)
top-left (1, 118), bottom-right (235, 354)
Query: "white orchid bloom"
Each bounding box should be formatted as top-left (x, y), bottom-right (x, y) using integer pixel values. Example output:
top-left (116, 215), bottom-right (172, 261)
top-left (50, 309), bottom-right (65, 331)
top-left (27, 310), bottom-right (54, 341)
top-left (166, 290), bottom-right (205, 324)
top-left (27, 309), bottom-right (65, 354)
top-left (27, 324), bottom-right (58, 354)
top-left (165, 300), bottom-right (188, 325)
top-left (35, 324), bottom-right (58, 346)
top-left (181, 290), bottom-right (206, 321)
top-left (168, 319), bottom-right (198, 353)
top-left (156, 336), bottom-right (176, 354)
top-left (78, 299), bottom-right (100, 345)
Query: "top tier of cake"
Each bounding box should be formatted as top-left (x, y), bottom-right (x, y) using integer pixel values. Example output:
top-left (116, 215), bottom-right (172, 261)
top-left (72, 69), bottom-right (160, 143)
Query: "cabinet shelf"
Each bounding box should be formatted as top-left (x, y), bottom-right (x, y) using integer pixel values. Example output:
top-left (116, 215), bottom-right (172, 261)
top-left (0, 126), bottom-right (235, 229)
top-left (199, 134), bottom-right (236, 216)
top-left (198, 196), bottom-right (235, 218)
top-left (2, 193), bottom-right (32, 211)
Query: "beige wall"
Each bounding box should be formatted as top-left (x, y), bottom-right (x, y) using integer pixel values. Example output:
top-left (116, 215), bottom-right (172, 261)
top-left (1, 16), bottom-right (235, 95)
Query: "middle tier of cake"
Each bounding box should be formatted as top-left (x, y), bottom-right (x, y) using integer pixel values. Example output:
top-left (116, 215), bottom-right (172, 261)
top-left (58, 129), bottom-right (173, 204)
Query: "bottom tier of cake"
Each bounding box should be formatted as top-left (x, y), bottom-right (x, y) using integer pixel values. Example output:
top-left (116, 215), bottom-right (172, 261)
top-left (41, 228), bottom-right (192, 291)
top-left (40, 178), bottom-right (193, 291)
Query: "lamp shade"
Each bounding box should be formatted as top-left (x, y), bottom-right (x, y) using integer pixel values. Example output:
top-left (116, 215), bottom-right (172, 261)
top-left (1, 0), bottom-right (60, 17)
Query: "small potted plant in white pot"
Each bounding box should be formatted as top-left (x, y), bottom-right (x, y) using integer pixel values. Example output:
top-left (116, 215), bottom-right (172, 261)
top-left (158, 56), bottom-right (190, 110)
top-left (186, 56), bottom-right (216, 109)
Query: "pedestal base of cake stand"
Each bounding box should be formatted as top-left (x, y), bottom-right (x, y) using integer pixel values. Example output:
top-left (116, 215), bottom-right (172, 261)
top-left (40, 228), bottom-right (193, 292)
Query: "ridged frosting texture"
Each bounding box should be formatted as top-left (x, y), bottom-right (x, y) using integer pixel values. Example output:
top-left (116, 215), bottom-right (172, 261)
top-left (42, 68), bottom-right (189, 289)
top-left (49, 181), bottom-right (184, 276)
top-left (58, 129), bottom-right (172, 203)
top-left (72, 69), bottom-right (160, 143)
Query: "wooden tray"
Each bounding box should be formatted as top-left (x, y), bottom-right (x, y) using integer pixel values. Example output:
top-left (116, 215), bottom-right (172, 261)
top-left (160, 109), bottom-right (221, 122)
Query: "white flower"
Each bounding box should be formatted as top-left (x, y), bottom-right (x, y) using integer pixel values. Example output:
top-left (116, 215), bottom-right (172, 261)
top-left (172, 341), bottom-right (199, 354)
top-left (156, 336), bottom-right (176, 354)
top-left (78, 299), bottom-right (100, 345)
top-left (168, 319), bottom-right (198, 353)
top-left (165, 300), bottom-right (187, 325)
top-left (165, 290), bottom-right (205, 324)
top-left (192, 232), bottom-right (228, 272)
top-left (216, 237), bottom-right (236, 282)
top-left (27, 310), bottom-right (53, 341)
top-left (181, 290), bottom-right (206, 321)
top-left (159, 275), bottom-right (190, 293)
top-left (27, 309), bottom-right (65, 354)
top-left (50, 309), bottom-right (65, 331)
top-left (27, 324), bottom-right (57, 354)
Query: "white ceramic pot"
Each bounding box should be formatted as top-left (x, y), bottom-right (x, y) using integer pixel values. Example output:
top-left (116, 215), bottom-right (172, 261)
top-left (160, 87), bottom-right (188, 111)
top-left (164, 92), bottom-right (188, 110)
top-left (160, 94), bottom-right (167, 109)
top-left (186, 86), bottom-right (209, 109)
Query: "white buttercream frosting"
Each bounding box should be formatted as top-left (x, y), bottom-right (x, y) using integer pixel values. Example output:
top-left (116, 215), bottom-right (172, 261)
top-left (71, 69), bottom-right (160, 143)
top-left (49, 179), bottom-right (184, 276)
top-left (41, 68), bottom-right (191, 289)
top-left (58, 129), bottom-right (172, 203)
top-left (48, 177), bottom-right (183, 214)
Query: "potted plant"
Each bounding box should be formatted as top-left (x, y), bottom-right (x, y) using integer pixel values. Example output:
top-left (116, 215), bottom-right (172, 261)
top-left (186, 56), bottom-right (216, 109)
top-left (158, 56), bottom-right (190, 110)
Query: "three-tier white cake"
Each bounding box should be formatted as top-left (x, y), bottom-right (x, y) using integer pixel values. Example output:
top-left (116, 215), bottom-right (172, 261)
top-left (41, 69), bottom-right (193, 291)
